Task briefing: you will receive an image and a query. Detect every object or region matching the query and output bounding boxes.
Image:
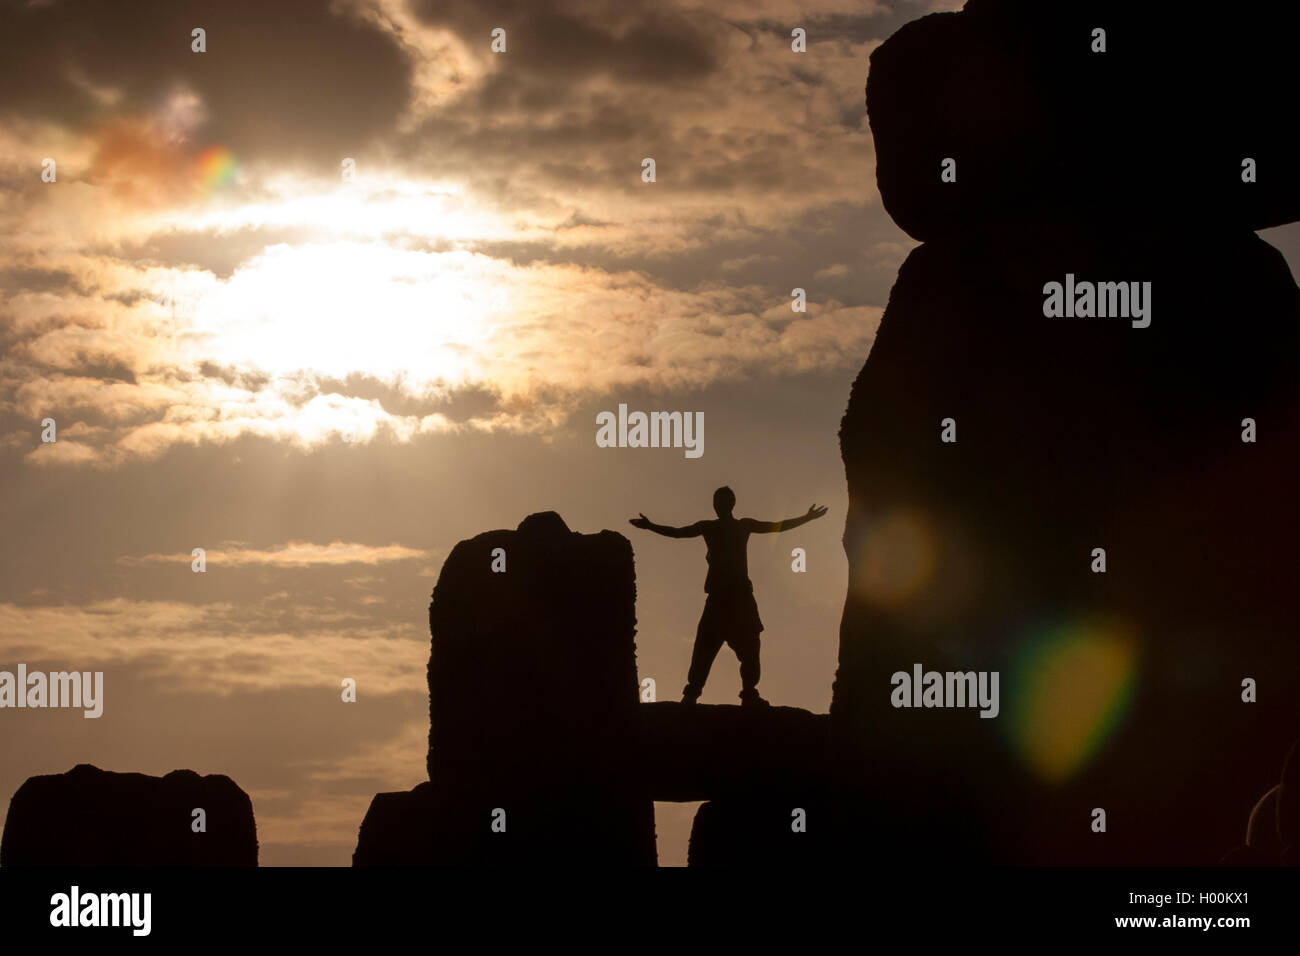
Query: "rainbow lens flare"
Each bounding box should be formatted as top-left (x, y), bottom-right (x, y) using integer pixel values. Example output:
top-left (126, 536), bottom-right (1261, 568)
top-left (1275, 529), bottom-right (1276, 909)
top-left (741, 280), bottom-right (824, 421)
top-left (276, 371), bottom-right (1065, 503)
top-left (196, 145), bottom-right (237, 193)
top-left (1003, 618), bottom-right (1138, 783)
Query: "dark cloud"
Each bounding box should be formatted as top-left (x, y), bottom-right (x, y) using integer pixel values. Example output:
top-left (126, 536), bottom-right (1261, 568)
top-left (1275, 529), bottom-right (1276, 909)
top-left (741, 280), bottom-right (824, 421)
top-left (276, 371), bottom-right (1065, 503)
top-left (309, 374), bottom-right (504, 421)
top-left (0, 0), bottom-right (411, 167)
top-left (0, 266), bottom-right (76, 294)
top-left (411, 0), bottom-right (720, 84)
top-left (394, 88), bottom-right (678, 199)
top-left (385, 0), bottom-right (730, 199)
top-left (112, 226), bottom-right (318, 279)
top-left (463, 200), bottom-right (906, 307)
top-left (196, 361), bottom-right (271, 391)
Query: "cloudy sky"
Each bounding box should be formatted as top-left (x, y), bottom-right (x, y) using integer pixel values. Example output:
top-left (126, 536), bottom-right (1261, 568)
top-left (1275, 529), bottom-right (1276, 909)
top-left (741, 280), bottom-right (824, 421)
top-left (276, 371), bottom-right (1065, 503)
top-left (3, 0), bottom-right (1298, 866)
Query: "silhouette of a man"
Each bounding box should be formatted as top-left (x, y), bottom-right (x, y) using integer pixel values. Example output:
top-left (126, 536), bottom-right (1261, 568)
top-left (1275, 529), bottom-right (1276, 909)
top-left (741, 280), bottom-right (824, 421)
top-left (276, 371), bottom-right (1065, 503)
top-left (631, 487), bottom-right (828, 706)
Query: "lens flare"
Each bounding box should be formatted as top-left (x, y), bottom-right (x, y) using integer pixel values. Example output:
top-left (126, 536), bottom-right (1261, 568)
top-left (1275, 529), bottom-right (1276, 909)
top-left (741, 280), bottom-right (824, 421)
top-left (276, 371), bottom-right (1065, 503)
top-left (1003, 619), bottom-right (1138, 783)
top-left (852, 508), bottom-right (937, 607)
top-left (196, 145), bottom-right (237, 193)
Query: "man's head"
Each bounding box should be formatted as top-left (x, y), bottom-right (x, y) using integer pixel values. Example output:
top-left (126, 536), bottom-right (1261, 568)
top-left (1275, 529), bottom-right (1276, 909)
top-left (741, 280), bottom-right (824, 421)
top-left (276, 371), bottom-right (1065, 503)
top-left (713, 485), bottom-right (736, 517)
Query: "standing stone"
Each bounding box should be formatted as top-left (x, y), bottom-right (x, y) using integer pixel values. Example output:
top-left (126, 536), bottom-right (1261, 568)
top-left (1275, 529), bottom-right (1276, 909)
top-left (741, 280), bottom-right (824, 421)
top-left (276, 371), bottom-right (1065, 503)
top-left (1, 764), bottom-right (257, 866)
top-left (835, 0), bottom-right (1300, 865)
top-left (356, 512), bottom-right (656, 865)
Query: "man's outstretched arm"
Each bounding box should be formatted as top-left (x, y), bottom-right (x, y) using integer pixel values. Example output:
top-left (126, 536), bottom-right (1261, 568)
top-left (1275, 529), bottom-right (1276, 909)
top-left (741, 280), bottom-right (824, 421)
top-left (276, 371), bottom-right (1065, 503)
top-left (628, 514), bottom-right (706, 538)
top-left (744, 504), bottom-right (829, 533)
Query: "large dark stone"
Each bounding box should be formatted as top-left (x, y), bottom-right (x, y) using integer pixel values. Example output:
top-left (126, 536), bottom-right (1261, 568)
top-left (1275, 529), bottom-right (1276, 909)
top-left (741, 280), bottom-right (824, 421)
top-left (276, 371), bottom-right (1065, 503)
top-left (832, 223), bottom-right (1300, 864)
top-left (837, 0), bottom-right (1300, 868)
top-left (352, 782), bottom-right (514, 867)
top-left (356, 699), bottom-right (833, 864)
top-left (687, 799), bottom-right (832, 867)
top-left (639, 702), bottom-right (830, 802)
top-left (868, 1), bottom-right (1300, 242)
top-left (1, 764), bottom-right (257, 866)
top-left (357, 512), bottom-right (656, 866)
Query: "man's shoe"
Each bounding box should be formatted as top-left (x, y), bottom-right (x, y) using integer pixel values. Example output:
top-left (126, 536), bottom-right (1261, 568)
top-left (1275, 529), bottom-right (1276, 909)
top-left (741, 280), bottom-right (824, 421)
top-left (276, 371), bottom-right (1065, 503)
top-left (740, 691), bottom-right (770, 707)
top-left (680, 685), bottom-right (701, 704)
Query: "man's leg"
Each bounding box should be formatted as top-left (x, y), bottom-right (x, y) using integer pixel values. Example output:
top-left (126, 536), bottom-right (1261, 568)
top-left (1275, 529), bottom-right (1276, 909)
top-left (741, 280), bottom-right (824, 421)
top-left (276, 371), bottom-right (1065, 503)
top-left (729, 629), bottom-right (767, 706)
top-left (683, 607), bottom-right (724, 703)
top-left (733, 634), bottom-right (769, 702)
top-left (730, 589), bottom-right (767, 705)
top-left (737, 633), bottom-right (761, 691)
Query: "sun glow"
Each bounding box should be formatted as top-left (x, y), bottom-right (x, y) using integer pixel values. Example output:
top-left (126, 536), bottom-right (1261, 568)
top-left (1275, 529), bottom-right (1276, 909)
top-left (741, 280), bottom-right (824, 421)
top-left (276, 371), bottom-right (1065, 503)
top-left (184, 241), bottom-right (505, 385)
top-left (186, 174), bottom-right (517, 243)
top-left (124, 164), bottom-right (537, 449)
top-left (143, 171), bottom-right (535, 449)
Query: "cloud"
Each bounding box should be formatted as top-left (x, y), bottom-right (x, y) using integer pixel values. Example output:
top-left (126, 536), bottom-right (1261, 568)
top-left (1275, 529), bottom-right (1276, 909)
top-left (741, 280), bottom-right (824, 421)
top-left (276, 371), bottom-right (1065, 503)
top-left (0, 0), bottom-right (897, 468)
top-left (5, 226), bottom-right (882, 465)
top-left (0, 0), bottom-right (412, 168)
top-left (406, 0), bottom-right (722, 85)
top-left (0, 598), bottom-right (427, 695)
top-left (119, 541), bottom-right (432, 568)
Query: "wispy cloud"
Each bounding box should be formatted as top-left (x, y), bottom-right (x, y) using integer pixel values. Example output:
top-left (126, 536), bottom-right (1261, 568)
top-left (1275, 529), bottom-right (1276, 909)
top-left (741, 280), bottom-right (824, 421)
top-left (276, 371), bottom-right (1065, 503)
top-left (0, 598), bottom-right (427, 695)
top-left (118, 540), bottom-right (431, 568)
